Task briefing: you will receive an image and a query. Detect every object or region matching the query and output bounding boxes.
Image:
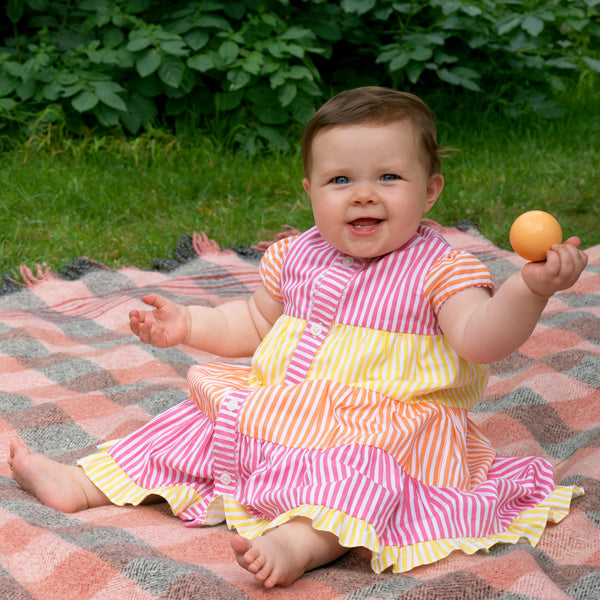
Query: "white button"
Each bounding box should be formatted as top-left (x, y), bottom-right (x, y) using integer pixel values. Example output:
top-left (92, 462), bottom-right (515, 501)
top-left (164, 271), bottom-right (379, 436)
top-left (226, 399), bottom-right (238, 411)
top-left (310, 323), bottom-right (323, 336)
top-left (218, 472), bottom-right (232, 485)
top-left (342, 256), bottom-right (355, 267)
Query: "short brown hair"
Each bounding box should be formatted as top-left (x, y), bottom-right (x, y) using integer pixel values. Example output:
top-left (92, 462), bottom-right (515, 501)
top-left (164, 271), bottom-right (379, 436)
top-left (302, 86), bottom-right (444, 177)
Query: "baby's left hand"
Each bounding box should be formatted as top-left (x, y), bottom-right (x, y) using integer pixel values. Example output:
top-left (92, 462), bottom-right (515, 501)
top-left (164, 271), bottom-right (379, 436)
top-left (521, 237), bottom-right (588, 298)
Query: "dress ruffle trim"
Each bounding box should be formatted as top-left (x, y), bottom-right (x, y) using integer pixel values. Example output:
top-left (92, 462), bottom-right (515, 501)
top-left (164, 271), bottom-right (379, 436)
top-left (218, 485), bottom-right (584, 574)
top-left (79, 447), bottom-right (583, 574)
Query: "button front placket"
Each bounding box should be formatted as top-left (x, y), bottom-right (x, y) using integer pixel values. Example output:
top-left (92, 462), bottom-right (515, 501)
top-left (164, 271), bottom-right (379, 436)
top-left (284, 256), bottom-right (363, 384)
top-left (212, 389), bottom-right (249, 497)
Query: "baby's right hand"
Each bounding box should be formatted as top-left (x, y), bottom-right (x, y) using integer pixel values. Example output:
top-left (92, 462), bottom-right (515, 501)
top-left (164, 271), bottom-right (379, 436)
top-left (521, 237), bottom-right (588, 299)
top-left (129, 293), bottom-right (190, 348)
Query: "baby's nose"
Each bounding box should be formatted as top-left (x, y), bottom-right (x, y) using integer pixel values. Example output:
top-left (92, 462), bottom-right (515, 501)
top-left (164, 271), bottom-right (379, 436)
top-left (351, 183), bottom-right (378, 204)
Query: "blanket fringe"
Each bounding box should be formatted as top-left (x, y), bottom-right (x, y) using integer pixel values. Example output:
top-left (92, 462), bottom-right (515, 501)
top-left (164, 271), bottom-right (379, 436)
top-left (19, 263), bottom-right (59, 287)
top-left (192, 231), bottom-right (222, 257)
top-left (252, 225), bottom-right (301, 252)
top-left (12, 228), bottom-right (294, 290)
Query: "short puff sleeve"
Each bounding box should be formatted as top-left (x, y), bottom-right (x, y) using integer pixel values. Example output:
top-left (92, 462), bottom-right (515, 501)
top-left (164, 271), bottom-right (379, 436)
top-left (259, 236), bottom-right (297, 303)
top-left (424, 249), bottom-right (494, 314)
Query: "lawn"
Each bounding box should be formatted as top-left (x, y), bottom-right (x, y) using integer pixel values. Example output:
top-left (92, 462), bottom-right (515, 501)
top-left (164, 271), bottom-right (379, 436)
top-left (1, 95), bottom-right (598, 287)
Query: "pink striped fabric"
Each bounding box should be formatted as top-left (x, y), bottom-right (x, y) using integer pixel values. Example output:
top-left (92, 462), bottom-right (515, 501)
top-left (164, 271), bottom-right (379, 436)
top-left (77, 223), bottom-right (577, 575)
top-left (276, 225), bottom-right (494, 334)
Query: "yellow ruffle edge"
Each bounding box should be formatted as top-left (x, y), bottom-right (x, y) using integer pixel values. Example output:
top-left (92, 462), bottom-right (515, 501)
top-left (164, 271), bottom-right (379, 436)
top-left (79, 447), bottom-right (584, 574)
top-left (219, 484), bottom-right (584, 574)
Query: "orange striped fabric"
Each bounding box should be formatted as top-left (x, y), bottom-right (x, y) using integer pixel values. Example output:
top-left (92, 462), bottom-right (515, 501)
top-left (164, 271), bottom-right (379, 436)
top-left (424, 249), bottom-right (495, 313)
top-left (183, 225), bottom-right (496, 489)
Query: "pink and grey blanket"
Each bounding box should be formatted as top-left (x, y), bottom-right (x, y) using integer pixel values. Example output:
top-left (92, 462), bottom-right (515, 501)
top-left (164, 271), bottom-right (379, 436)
top-left (1, 222), bottom-right (598, 600)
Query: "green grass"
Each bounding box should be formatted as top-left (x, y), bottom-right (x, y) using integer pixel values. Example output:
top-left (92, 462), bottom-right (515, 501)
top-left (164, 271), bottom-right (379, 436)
top-left (1, 98), bottom-right (598, 288)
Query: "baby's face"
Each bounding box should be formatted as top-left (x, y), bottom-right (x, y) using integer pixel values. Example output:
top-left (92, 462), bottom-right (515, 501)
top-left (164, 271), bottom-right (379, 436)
top-left (303, 123), bottom-right (443, 259)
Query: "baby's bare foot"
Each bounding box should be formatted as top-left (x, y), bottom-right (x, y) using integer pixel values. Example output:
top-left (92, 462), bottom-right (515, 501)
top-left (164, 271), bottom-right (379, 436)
top-left (9, 440), bottom-right (109, 513)
top-left (231, 517), bottom-right (347, 588)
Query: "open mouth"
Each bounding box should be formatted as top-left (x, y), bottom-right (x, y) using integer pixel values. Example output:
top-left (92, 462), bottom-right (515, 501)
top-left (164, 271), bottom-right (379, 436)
top-left (348, 218), bottom-right (382, 232)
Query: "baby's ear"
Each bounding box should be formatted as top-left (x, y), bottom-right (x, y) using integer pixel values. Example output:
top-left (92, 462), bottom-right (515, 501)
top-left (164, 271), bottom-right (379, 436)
top-left (302, 178), bottom-right (311, 196)
top-left (425, 173), bottom-right (444, 212)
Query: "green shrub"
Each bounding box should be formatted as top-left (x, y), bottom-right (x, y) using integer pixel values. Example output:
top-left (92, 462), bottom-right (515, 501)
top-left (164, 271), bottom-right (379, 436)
top-left (1, 0), bottom-right (599, 150)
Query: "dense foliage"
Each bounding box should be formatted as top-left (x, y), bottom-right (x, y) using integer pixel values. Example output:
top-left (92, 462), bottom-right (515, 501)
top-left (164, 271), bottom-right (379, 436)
top-left (1, 0), bottom-right (599, 150)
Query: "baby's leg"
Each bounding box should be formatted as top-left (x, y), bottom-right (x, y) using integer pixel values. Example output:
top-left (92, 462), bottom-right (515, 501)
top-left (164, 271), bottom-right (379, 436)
top-left (231, 517), bottom-right (348, 588)
top-left (8, 440), bottom-right (111, 513)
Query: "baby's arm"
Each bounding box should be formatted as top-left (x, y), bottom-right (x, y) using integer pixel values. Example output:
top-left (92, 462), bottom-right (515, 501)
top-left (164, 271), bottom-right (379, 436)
top-left (438, 238), bottom-right (588, 364)
top-left (129, 283), bottom-right (283, 357)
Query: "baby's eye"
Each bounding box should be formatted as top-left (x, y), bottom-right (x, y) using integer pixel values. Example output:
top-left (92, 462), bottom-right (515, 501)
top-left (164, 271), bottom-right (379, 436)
top-left (330, 175), bottom-right (350, 184)
top-left (381, 173), bottom-right (400, 181)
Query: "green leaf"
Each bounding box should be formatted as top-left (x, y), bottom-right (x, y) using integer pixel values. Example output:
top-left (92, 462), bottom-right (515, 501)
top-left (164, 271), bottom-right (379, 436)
top-left (341, 0), bottom-right (376, 15)
top-left (125, 0), bottom-right (150, 14)
top-left (247, 85), bottom-right (276, 107)
top-left (256, 123), bottom-right (290, 151)
top-left (409, 46), bottom-right (433, 62)
top-left (72, 90), bottom-right (99, 112)
top-left (160, 40), bottom-right (188, 57)
top-left (308, 21), bottom-right (341, 41)
top-left (290, 96), bottom-right (315, 124)
top-left (254, 105), bottom-right (288, 124)
top-left (546, 57), bottom-right (577, 70)
top-left (390, 53), bottom-right (410, 71)
top-left (406, 62), bottom-right (423, 84)
top-left (127, 31), bottom-right (153, 53)
top-left (42, 80), bottom-right (60, 101)
top-left (0, 73), bottom-right (19, 97)
top-left (184, 30), bottom-right (210, 51)
top-left (521, 15), bottom-right (544, 37)
top-left (196, 15), bottom-right (231, 30)
top-left (214, 90), bottom-right (243, 111)
top-left (288, 65), bottom-right (313, 81)
top-left (26, 0), bottom-right (49, 9)
top-left (134, 74), bottom-right (162, 97)
top-left (60, 82), bottom-right (85, 98)
top-left (7, 0), bottom-right (25, 23)
top-left (266, 40), bottom-right (287, 59)
top-left (582, 56), bottom-right (600, 73)
top-left (57, 73), bottom-right (80, 86)
top-left (223, 2), bottom-right (245, 20)
top-left (437, 67), bottom-right (480, 91)
top-left (241, 51), bottom-right (263, 75)
top-left (121, 92), bottom-right (157, 133)
top-left (497, 15), bottom-right (522, 36)
top-left (219, 40), bottom-right (239, 64)
top-left (278, 82), bottom-right (297, 107)
top-left (286, 44), bottom-right (305, 59)
top-left (0, 98), bottom-right (17, 112)
top-left (280, 26), bottom-right (312, 41)
top-left (187, 54), bottom-right (214, 72)
top-left (566, 17), bottom-right (590, 33)
top-left (93, 81), bottom-right (127, 111)
top-left (136, 48), bottom-right (162, 78)
top-left (158, 59), bottom-right (185, 88)
top-left (17, 79), bottom-right (36, 100)
top-left (103, 27), bottom-right (125, 49)
top-left (460, 4), bottom-right (482, 17)
top-left (94, 103), bottom-right (120, 127)
top-left (296, 78), bottom-right (321, 97)
top-left (227, 69), bottom-right (251, 91)
top-left (114, 49), bottom-right (135, 69)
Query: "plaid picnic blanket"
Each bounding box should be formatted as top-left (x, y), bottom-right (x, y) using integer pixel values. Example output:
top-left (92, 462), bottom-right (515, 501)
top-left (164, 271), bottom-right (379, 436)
top-left (1, 222), bottom-right (598, 600)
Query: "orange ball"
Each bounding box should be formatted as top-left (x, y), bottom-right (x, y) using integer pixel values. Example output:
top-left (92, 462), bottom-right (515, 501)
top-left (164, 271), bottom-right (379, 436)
top-left (509, 210), bottom-right (562, 262)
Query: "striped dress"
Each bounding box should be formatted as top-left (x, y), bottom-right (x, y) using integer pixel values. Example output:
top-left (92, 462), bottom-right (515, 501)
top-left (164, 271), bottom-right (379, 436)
top-left (79, 224), bottom-right (582, 573)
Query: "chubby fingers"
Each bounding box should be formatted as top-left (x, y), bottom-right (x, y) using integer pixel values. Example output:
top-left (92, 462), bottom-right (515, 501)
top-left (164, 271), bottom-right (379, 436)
top-left (546, 239), bottom-right (588, 282)
top-left (141, 293), bottom-right (170, 310)
top-left (563, 235), bottom-right (582, 248)
top-left (135, 321), bottom-right (156, 345)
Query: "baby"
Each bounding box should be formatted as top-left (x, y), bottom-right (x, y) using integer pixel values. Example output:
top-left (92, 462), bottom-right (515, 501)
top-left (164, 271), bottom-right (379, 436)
top-left (9, 87), bottom-right (588, 588)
